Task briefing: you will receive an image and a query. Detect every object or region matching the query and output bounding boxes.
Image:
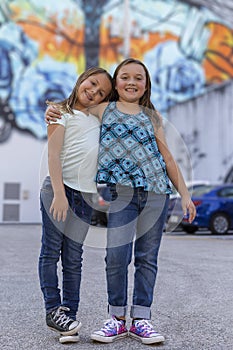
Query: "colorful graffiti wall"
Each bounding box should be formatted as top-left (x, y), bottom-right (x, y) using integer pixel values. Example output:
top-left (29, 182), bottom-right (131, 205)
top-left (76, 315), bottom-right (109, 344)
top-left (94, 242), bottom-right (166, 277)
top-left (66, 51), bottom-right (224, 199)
top-left (0, 0), bottom-right (232, 143)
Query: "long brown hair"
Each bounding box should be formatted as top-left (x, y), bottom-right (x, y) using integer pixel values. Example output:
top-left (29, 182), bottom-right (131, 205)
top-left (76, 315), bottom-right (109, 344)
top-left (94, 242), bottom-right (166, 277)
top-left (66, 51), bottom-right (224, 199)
top-left (46, 67), bottom-right (113, 114)
top-left (111, 58), bottom-right (161, 128)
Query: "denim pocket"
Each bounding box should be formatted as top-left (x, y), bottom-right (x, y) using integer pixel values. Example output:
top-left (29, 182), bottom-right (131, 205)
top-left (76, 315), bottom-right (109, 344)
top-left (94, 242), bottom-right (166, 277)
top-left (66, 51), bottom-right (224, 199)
top-left (41, 176), bottom-right (53, 193)
top-left (40, 177), bottom-right (53, 212)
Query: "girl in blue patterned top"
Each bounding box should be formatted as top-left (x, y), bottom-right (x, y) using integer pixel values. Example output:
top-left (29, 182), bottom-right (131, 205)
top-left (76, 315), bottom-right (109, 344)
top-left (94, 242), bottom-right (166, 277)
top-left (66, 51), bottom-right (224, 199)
top-left (90, 58), bottom-right (196, 345)
top-left (45, 58), bottom-right (196, 345)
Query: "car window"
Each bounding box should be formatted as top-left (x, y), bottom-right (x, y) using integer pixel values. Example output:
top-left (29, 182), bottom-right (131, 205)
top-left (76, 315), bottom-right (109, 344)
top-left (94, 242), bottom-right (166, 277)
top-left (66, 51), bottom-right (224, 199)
top-left (218, 187), bottom-right (233, 198)
top-left (191, 185), bottom-right (216, 196)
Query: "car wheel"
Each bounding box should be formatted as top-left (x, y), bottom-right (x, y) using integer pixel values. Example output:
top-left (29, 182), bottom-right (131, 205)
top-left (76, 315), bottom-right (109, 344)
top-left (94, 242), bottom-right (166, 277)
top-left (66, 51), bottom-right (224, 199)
top-left (182, 226), bottom-right (197, 234)
top-left (209, 213), bottom-right (229, 234)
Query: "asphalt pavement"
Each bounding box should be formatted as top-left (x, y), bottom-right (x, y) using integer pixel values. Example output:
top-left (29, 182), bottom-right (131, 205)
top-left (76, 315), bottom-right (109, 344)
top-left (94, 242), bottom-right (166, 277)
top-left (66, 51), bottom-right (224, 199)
top-left (0, 224), bottom-right (233, 350)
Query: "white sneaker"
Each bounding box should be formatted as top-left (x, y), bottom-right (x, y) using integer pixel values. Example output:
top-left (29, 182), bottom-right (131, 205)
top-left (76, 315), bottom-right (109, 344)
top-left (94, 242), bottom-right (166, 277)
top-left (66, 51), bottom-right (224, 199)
top-left (59, 332), bottom-right (80, 344)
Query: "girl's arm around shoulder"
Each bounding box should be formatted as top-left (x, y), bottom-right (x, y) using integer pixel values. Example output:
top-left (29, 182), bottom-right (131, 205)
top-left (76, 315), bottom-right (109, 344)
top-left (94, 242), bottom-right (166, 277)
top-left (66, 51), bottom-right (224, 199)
top-left (153, 116), bottom-right (196, 223)
top-left (45, 102), bottom-right (110, 123)
top-left (88, 102), bottom-right (109, 121)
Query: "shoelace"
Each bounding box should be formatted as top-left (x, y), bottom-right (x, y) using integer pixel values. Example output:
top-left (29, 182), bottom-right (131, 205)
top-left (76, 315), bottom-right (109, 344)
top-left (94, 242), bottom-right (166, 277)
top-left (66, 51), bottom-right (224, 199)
top-left (134, 319), bottom-right (155, 334)
top-left (53, 306), bottom-right (73, 327)
top-left (101, 317), bottom-right (122, 333)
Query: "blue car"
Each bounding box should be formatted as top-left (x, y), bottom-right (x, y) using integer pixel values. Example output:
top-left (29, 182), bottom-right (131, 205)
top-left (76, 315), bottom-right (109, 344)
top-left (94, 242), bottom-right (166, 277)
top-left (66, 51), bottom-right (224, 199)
top-left (168, 184), bottom-right (233, 234)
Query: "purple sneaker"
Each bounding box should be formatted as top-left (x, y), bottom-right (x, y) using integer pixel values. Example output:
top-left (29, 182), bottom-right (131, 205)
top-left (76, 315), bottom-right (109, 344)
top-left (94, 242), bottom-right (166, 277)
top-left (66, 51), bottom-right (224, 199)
top-left (129, 319), bottom-right (165, 344)
top-left (91, 316), bottom-right (128, 343)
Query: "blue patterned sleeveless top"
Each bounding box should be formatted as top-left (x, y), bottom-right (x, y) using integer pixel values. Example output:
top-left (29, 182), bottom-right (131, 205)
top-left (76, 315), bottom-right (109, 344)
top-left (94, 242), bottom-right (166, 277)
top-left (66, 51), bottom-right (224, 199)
top-left (96, 102), bottom-right (172, 194)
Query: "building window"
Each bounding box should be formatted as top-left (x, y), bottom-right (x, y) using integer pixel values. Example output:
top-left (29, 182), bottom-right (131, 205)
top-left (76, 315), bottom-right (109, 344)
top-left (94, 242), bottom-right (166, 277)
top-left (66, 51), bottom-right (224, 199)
top-left (3, 204), bottom-right (20, 222)
top-left (4, 183), bottom-right (20, 200)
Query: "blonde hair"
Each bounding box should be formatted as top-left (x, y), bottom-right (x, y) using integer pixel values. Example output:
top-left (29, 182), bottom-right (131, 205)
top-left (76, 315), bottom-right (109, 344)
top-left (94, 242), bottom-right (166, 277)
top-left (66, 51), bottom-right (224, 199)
top-left (46, 67), bottom-right (113, 114)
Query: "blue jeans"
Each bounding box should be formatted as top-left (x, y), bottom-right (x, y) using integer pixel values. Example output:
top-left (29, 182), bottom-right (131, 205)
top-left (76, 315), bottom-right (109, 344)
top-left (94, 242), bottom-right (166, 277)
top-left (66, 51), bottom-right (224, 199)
top-left (38, 176), bottom-right (93, 319)
top-left (105, 184), bottom-right (169, 320)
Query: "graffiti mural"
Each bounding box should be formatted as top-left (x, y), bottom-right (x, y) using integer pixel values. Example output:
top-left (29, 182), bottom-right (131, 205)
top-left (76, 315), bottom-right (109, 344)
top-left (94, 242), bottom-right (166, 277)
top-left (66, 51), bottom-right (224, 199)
top-left (0, 0), bottom-right (232, 142)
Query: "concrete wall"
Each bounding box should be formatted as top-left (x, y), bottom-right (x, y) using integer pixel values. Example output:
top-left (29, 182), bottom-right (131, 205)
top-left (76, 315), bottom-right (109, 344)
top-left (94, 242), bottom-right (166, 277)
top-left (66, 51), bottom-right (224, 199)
top-left (166, 81), bottom-right (233, 183)
top-left (0, 131), bottom-right (47, 223)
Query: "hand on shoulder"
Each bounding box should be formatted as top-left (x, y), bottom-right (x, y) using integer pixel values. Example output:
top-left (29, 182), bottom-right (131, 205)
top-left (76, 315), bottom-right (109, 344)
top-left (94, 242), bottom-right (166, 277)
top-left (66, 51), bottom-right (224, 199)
top-left (45, 105), bottom-right (62, 124)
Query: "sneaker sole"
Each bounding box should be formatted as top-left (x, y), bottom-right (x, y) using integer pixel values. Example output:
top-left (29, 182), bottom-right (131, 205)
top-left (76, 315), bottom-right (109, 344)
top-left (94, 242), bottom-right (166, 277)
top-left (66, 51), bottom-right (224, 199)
top-left (91, 332), bottom-right (128, 343)
top-left (129, 332), bottom-right (165, 345)
top-left (59, 334), bottom-right (80, 344)
top-left (48, 322), bottom-right (82, 336)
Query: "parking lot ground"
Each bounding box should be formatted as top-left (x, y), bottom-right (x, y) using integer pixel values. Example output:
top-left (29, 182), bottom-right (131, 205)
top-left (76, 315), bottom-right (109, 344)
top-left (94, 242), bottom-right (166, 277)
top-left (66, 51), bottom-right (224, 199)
top-left (0, 224), bottom-right (233, 350)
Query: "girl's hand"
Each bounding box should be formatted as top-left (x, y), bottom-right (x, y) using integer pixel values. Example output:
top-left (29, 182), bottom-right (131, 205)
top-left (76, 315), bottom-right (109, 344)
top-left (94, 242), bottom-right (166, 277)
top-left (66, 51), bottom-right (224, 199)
top-left (45, 105), bottom-right (62, 124)
top-left (49, 193), bottom-right (69, 222)
top-left (181, 196), bottom-right (196, 223)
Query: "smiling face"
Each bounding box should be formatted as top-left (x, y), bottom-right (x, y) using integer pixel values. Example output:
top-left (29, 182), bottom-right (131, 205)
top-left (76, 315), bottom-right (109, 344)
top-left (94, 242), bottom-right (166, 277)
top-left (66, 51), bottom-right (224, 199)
top-left (74, 73), bottom-right (112, 110)
top-left (115, 62), bottom-right (147, 104)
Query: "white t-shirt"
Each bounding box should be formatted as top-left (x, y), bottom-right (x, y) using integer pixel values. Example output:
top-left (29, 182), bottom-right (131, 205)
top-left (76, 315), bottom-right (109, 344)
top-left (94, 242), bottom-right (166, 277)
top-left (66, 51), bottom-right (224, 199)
top-left (49, 109), bottom-right (100, 193)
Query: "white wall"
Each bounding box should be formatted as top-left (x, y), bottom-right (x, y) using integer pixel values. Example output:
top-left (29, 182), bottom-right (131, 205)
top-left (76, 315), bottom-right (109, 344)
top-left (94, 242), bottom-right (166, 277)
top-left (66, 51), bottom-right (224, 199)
top-left (0, 130), bottom-right (47, 223)
top-left (166, 81), bottom-right (233, 183)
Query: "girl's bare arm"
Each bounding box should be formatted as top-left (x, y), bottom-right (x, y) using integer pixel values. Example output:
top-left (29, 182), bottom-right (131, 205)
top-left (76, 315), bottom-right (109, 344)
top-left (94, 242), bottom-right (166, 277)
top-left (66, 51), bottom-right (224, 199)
top-left (47, 124), bottom-right (69, 222)
top-left (45, 102), bottom-right (109, 123)
top-left (154, 117), bottom-right (196, 223)
top-left (88, 102), bottom-right (108, 121)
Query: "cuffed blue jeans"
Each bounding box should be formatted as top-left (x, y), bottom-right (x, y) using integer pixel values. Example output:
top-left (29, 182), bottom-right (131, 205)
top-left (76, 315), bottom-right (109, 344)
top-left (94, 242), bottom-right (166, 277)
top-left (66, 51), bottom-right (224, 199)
top-left (38, 176), bottom-right (93, 319)
top-left (105, 184), bottom-right (169, 320)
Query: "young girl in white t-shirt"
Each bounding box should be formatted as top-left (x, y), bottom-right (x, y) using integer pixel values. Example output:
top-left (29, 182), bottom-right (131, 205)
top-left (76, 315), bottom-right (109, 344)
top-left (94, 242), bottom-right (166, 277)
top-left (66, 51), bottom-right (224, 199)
top-left (39, 67), bottom-right (113, 344)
